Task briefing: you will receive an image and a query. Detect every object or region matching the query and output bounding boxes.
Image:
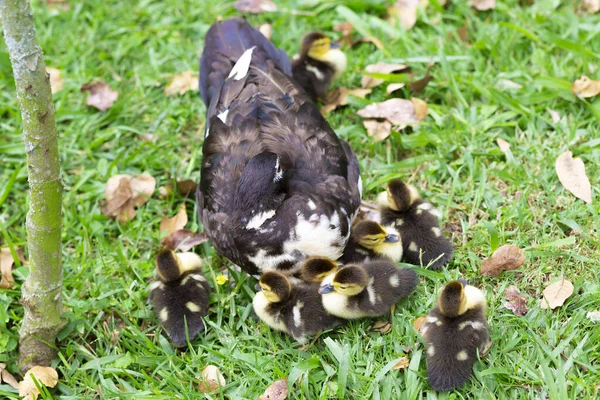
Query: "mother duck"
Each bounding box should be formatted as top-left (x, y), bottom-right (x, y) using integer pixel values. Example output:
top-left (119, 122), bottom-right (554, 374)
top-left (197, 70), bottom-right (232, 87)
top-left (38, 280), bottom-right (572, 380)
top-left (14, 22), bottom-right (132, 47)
top-left (198, 18), bottom-right (361, 276)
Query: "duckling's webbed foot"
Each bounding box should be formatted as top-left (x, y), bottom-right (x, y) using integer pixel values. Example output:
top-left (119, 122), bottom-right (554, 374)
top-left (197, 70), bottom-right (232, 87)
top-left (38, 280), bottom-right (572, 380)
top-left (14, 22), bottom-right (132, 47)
top-left (371, 304), bottom-right (395, 334)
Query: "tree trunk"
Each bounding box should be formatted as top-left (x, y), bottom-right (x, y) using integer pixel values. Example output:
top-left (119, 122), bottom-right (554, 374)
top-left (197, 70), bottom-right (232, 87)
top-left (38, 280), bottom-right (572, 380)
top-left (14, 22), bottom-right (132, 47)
top-left (1, 0), bottom-right (64, 371)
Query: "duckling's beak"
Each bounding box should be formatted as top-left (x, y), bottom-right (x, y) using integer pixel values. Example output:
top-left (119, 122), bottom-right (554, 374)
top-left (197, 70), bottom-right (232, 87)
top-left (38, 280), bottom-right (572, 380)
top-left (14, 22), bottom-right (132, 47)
top-left (318, 283), bottom-right (335, 294)
top-left (330, 42), bottom-right (341, 49)
top-left (458, 279), bottom-right (467, 286)
top-left (384, 234), bottom-right (399, 243)
top-left (254, 283), bottom-right (262, 291)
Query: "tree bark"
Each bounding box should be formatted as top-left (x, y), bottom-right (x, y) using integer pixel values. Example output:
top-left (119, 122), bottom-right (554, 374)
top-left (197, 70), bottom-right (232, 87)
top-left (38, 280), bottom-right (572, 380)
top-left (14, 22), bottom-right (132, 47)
top-left (1, 0), bottom-right (64, 371)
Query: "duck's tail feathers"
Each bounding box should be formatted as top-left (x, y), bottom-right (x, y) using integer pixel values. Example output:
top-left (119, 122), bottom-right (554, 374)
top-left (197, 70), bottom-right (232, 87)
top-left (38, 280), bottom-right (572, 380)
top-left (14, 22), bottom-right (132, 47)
top-left (340, 140), bottom-right (362, 210)
top-left (425, 241), bottom-right (454, 270)
top-left (200, 17), bottom-right (292, 107)
top-left (427, 355), bottom-right (474, 391)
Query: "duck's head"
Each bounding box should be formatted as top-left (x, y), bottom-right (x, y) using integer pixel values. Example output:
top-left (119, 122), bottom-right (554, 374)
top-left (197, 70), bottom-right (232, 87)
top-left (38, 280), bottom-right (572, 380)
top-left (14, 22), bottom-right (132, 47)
top-left (351, 220), bottom-right (401, 251)
top-left (437, 279), bottom-right (486, 318)
top-left (319, 265), bottom-right (368, 296)
top-left (156, 249), bottom-right (203, 283)
top-left (235, 152), bottom-right (286, 212)
top-left (377, 179), bottom-right (421, 212)
top-left (255, 271), bottom-right (291, 303)
top-left (301, 32), bottom-right (347, 78)
top-left (299, 256), bottom-right (339, 283)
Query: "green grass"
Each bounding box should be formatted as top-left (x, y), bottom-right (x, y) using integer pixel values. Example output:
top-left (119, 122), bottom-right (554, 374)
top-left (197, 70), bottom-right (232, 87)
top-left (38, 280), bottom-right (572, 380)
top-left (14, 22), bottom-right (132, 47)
top-left (1, 0), bottom-right (600, 398)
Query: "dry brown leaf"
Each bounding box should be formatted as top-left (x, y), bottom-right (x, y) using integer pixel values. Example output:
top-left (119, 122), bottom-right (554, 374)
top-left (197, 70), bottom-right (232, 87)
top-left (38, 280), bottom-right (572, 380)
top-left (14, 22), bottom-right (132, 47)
top-left (496, 138), bottom-right (510, 152)
top-left (587, 310), bottom-right (600, 322)
top-left (234, 0), bottom-right (277, 13)
top-left (571, 75), bottom-right (600, 98)
top-left (357, 98), bottom-right (424, 128)
top-left (1, 367), bottom-right (19, 389)
top-left (386, 83), bottom-right (405, 94)
top-left (46, 67), bottom-right (63, 94)
top-left (540, 277), bottom-right (574, 309)
top-left (363, 120), bottom-right (392, 142)
top-left (160, 203), bottom-right (188, 237)
top-left (455, 22), bottom-right (469, 42)
top-left (469, 0), bottom-right (496, 10)
top-left (503, 285), bottom-right (528, 316)
top-left (361, 62), bottom-right (409, 89)
top-left (0, 247), bottom-right (16, 289)
top-left (351, 36), bottom-right (384, 51)
top-left (481, 245), bottom-right (525, 277)
top-left (321, 87), bottom-right (371, 114)
top-left (129, 173), bottom-right (156, 207)
top-left (102, 174), bottom-right (155, 223)
top-left (18, 366), bottom-right (59, 399)
top-left (392, 356), bottom-right (410, 370)
top-left (164, 71), bottom-right (199, 96)
top-left (389, 0), bottom-right (420, 30)
top-left (80, 81), bottom-right (118, 112)
top-left (547, 108), bottom-right (561, 123)
top-left (258, 24), bottom-right (273, 40)
top-left (198, 365), bottom-right (226, 393)
top-left (334, 21), bottom-right (354, 46)
top-left (412, 315), bottom-right (426, 335)
top-left (555, 151), bottom-right (592, 204)
top-left (162, 229), bottom-right (208, 252)
top-left (411, 97), bottom-right (428, 121)
top-left (177, 179), bottom-right (197, 196)
top-left (259, 379), bottom-right (288, 400)
top-left (583, 0), bottom-right (600, 13)
top-left (410, 62), bottom-right (434, 94)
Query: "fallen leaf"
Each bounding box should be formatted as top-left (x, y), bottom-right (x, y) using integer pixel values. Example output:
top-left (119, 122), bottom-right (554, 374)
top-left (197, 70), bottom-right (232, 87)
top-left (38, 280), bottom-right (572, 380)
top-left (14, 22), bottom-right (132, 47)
top-left (481, 245), bottom-right (525, 277)
top-left (333, 21), bottom-right (354, 46)
top-left (234, 0), bottom-right (277, 13)
top-left (454, 22), bottom-right (469, 42)
top-left (469, 0), bottom-right (496, 10)
top-left (411, 97), bottom-right (428, 121)
top-left (547, 108), bottom-right (561, 123)
top-left (259, 378), bottom-right (288, 400)
top-left (161, 229), bottom-right (208, 252)
top-left (386, 83), bottom-right (405, 94)
top-left (198, 365), bottom-right (226, 393)
top-left (351, 36), bottom-right (385, 51)
top-left (80, 81), bottom-right (118, 112)
top-left (129, 173), bottom-right (156, 206)
top-left (410, 62), bottom-right (434, 94)
top-left (357, 98), bottom-right (425, 128)
top-left (0, 248), bottom-right (16, 289)
top-left (392, 356), bottom-right (410, 370)
top-left (164, 71), bottom-right (199, 96)
top-left (495, 79), bottom-right (522, 91)
top-left (388, 0), bottom-right (420, 30)
top-left (1, 366), bottom-right (19, 389)
top-left (258, 24), bottom-right (272, 40)
top-left (587, 310), bottom-right (600, 322)
top-left (503, 285), bottom-right (528, 316)
top-left (357, 201), bottom-right (382, 224)
top-left (46, 67), bottom-right (63, 94)
top-left (321, 87), bottom-right (372, 114)
top-left (583, 0), bottom-right (600, 13)
top-left (496, 138), bottom-right (510, 152)
top-left (160, 203), bottom-right (188, 237)
top-left (101, 174), bottom-right (155, 223)
top-left (412, 316), bottom-right (426, 335)
top-left (363, 120), bottom-right (392, 142)
top-left (540, 277), bottom-right (574, 309)
top-left (176, 179), bottom-right (197, 196)
top-left (361, 62), bottom-right (409, 89)
top-left (555, 151), bottom-right (593, 204)
top-left (571, 75), bottom-right (600, 98)
top-left (18, 366), bottom-right (59, 400)
top-left (158, 184), bottom-right (174, 198)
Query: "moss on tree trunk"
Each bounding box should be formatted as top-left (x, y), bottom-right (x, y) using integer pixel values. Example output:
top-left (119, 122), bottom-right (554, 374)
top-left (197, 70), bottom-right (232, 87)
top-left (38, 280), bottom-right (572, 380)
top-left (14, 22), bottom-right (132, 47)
top-left (1, 0), bottom-right (64, 371)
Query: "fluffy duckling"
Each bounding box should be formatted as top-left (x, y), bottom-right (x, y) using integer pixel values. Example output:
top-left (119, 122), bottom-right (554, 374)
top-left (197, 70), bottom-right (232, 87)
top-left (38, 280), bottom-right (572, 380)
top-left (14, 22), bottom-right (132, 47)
top-left (253, 271), bottom-right (344, 343)
top-left (378, 179), bottom-right (453, 270)
top-left (306, 258), bottom-right (418, 333)
top-left (341, 220), bottom-right (402, 264)
top-left (292, 32), bottom-right (347, 101)
top-left (423, 280), bottom-right (491, 391)
top-left (148, 249), bottom-right (211, 346)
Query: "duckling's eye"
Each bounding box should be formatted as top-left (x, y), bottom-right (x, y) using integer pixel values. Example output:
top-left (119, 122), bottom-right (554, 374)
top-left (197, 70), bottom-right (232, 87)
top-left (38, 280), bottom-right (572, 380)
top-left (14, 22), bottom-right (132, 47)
top-left (369, 238), bottom-right (379, 242)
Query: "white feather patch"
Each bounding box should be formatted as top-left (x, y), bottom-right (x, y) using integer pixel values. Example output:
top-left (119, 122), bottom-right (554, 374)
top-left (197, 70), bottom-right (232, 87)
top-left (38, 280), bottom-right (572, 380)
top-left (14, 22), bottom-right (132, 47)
top-left (305, 65), bottom-right (325, 81)
top-left (367, 277), bottom-right (377, 305)
top-left (217, 109), bottom-right (229, 123)
top-left (431, 227), bottom-right (442, 237)
top-left (253, 291), bottom-right (287, 331)
top-left (456, 350), bottom-right (469, 361)
top-left (408, 241), bottom-right (419, 252)
top-left (148, 281), bottom-right (163, 292)
top-left (159, 308), bottom-right (169, 322)
top-left (228, 47), bottom-right (255, 80)
top-left (427, 345), bottom-right (435, 357)
top-left (186, 302), bottom-right (201, 312)
top-left (389, 274), bottom-right (400, 287)
top-left (293, 301), bottom-right (304, 327)
top-left (246, 210), bottom-right (276, 230)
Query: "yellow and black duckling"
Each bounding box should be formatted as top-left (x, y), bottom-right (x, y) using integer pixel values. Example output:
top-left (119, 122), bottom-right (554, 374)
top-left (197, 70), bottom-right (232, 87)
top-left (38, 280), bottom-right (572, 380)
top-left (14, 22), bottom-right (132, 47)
top-left (252, 271), bottom-right (344, 343)
top-left (422, 279), bottom-right (491, 391)
top-left (291, 32), bottom-right (347, 102)
top-left (378, 179), bottom-right (453, 270)
top-left (302, 257), bottom-right (418, 333)
top-left (148, 249), bottom-right (211, 346)
top-left (198, 18), bottom-right (361, 276)
top-left (341, 220), bottom-right (402, 264)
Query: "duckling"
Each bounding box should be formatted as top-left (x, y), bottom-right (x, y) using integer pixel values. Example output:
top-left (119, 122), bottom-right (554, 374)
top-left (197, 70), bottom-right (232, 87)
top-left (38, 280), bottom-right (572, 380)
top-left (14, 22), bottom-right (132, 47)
top-left (253, 271), bottom-right (344, 343)
top-left (148, 249), bottom-right (211, 346)
top-left (341, 220), bottom-right (402, 264)
top-left (307, 258), bottom-right (418, 334)
top-left (199, 18), bottom-right (361, 276)
top-left (422, 279), bottom-right (491, 391)
top-left (378, 179), bottom-right (453, 270)
top-left (291, 32), bottom-right (347, 102)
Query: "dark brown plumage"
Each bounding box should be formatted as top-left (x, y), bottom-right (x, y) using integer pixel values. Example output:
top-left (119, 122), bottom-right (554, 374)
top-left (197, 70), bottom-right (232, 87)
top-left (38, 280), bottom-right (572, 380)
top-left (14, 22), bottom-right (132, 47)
top-left (198, 18), bottom-right (360, 276)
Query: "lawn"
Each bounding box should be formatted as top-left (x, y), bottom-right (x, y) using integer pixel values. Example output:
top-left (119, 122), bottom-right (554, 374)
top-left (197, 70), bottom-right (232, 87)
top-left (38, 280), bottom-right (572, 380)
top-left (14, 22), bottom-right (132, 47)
top-left (1, 0), bottom-right (599, 398)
